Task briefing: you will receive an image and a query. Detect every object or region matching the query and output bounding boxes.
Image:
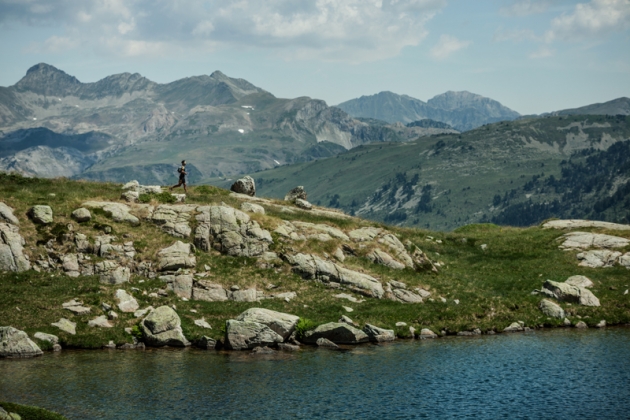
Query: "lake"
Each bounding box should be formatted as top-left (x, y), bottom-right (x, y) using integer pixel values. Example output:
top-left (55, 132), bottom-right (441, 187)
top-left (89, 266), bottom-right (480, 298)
top-left (1, 328), bottom-right (629, 419)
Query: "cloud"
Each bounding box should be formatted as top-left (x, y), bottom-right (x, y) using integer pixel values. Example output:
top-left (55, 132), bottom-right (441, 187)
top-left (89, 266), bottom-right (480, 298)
top-left (546, 0), bottom-right (630, 41)
top-left (500, 0), bottom-right (554, 17)
top-left (529, 46), bottom-right (554, 58)
top-left (0, 0), bottom-right (447, 62)
top-left (429, 34), bottom-right (471, 60)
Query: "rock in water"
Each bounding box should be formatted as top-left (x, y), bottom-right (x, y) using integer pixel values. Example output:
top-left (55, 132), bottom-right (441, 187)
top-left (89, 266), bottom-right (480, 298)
top-left (419, 328), bottom-right (438, 339)
top-left (539, 299), bottom-right (565, 319)
top-left (316, 337), bottom-right (339, 348)
top-left (303, 322), bottom-right (369, 344)
top-left (224, 320), bottom-right (284, 350)
top-left (503, 322), bottom-right (524, 332)
top-left (236, 308), bottom-right (299, 340)
top-left (141, 306), bottom-right (190, 347)
top-left (230, 176), bottom-right (256, 196)
top-left (363, 324), bottom-right (396, 342)
top-left (284, 186), bottom-right (307, 202)
top-left (0, 326), bottom-right (43, 358)
top-left (28, 205), bottom-right (53, 224)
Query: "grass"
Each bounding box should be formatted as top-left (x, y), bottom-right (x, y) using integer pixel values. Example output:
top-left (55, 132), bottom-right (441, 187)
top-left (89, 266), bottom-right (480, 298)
top-left (0, 402), bottom-right (68, 420)
top-left (1, 174), bottom-right (629, 350)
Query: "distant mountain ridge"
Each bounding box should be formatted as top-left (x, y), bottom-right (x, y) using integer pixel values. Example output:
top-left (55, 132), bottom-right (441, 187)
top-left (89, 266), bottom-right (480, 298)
top-left (544, 97), bottom-right (630, 117)
top-left (336, 90), bottom-right (521, 131)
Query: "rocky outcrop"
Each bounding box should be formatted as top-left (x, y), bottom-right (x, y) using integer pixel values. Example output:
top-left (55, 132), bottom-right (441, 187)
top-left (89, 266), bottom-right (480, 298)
top-left (116, 289), bottom-right (139, 313)
top-left (558, 232), bottom-right (629, 250)
top-left (284, 186), bottom-right (307, 202)
top-left (284, 253), bottom-right (384, 298)
top-left (28, 205), bottom-right (53, 224)
top-left (577, 250), bottom-right (622, 268)
top-left (236, 308), bottom-right (299, 340)
top-left (539, 299), bottom-right (565, 319)
top-left (231, 176), bottom-right (256, 196)
top-left (349, 227), bottom-right (382, 242)
top-left (543, 220), bottom-right (630, 231)
top-left (565, 275), bottom-right (594, 288)
top-left (0, 202), bottom-right (19, 225)
top-left (224, 320), bottom-right (284, 350)
top-left (368, 248), bottom-right (406, 270)
top-left (51, 318), bottom-right (76, 335)
top-left (0, 326), bottom-right (43, 358)
top-left (95, 260), bottom-right (131, 284)
top-left (240, 202), bottom-right (265, 214)
top-left (71, 207), bottom-right (91, 222)
top-left (151, 204), bottom-right (197, 238)
top-left (159, 274), bottom-right (193, 299)
top-left (194, 205), bottom-right (272, 257)
top-left (82, 201), bottom-right (140, 226)
top-left (538, 280), bottom-right (600, 307)
top-left (0, 223), bottom-right (31, 272)
top-left (363, 324), bottom-right (396, 342)
top-left (157, 241), bottom-right (196, 271)
top-left (141, 306), bottom-right (190, 347)
top-left (378, 234), bottom-right (414, 268)
top-left (385, 281), bottom-right (427, 303)
top-left (303, 322), bottom-right (369, 344)
top-left (291, 221), bottom-right (349, 241)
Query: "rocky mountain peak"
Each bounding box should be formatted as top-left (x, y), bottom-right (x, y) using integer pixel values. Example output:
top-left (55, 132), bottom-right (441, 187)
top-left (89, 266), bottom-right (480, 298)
top-left (13, 63), bottom-right (81, 96)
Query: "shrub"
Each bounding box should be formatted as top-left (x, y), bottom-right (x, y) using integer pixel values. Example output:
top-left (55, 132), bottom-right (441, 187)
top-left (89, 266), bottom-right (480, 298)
top-left (295, 318), bottom-right (317, 340)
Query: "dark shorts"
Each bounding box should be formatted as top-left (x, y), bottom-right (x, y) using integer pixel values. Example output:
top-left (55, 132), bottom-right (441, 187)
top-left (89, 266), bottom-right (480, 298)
top-left (179, 175), bottom-right (186, 183)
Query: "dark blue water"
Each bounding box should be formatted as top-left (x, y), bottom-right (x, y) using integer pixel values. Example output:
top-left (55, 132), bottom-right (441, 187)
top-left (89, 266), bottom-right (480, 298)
top-left (1, 328), bottom-right (630, 419)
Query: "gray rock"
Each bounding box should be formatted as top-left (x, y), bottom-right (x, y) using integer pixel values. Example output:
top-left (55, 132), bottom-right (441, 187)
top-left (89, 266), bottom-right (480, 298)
top-left (240, 202), bottom-right (265, 214)
top-left (0, 223), bottom-right (31, 272)
top-left (71, 208), bottom-right (91, 222)
top-left (157, 241), bottom-right (196, 271)
top-left (333, 247), bottom-right (345, 262)
top-left (82, 201), bottom-right (140, 226)
top-left (224, 320), bottom-right (284, 350)
top-left (134, 307), bottom-right (154, 318)
top-left (194, 318), bottom-right (212, 329)
top-left (316, 337), bottom-right (339, 348)
top-left (539, 299), bottom-right (565, 319)
top-left (150, 204), bottom-right (197, 238)
top-left (0, 202), bottom-right (19, 225)
top-left (251, 346), bottom-right (276, 355)
top-left (503, 322), bottom-right (524, 332)
top-left (559, 232), bottom-right (629, 250)
top-left (0, 326), bottom-right (43, 358)
top-left (565, 275), bottom-right (594, 288)
top-left (577, 250), bottom-right (622, 268)
top-left (160, 274), bottom-right (193, 299)
top-left (284, 186), bottom-right (307, 202)
top-left (294, 198), bottom-right (312, 210)
top-left (51, 318), bottom-right (76, 335)
top-left (369, 248), bottom-right (406, 270)
top-left (378, 234), bottom-right (414, 268)
top-left (95, 261), bottom-right (130, 284)
top-left (543, 280), bottom-right (600, 306)
top-left (122, 180), bottom-right (140, 190)
top-left (231, 288), bottom-right (258, 302)
top-left (348, 227), bottom-right (382, 242)
top-left (303, 322), bottom-right (369, 344)
top-left (575, 321), bottom-right (588, 329)
top-left (28, 205), bottom-right (53, 224)
top-left (419, 328), bottom-right (437, 339)
top-left (121, 191), bottom-right (139, 203)
top-left (595, 320), bottom-right (606, 328)
top-left (197, 336), bottom-right (217, 350)
top-left (192, 281), bottom-right (229, 302)
top-left (563, 318), bottom-right (572, 327)
top-left (116, 289), bottom-right (139, 313)
top-left (236, 308), bottom-right (299, 340)
top-left (292, 221), bottom-right (349, 241)
top-left (543, 219), bottom-right (630, 231)
top-left (141, 306), bottom-right (190, 347)
top-left (230, 176), bottom-right (256, 196)
top-left (88, 315), bottom-right (113, 328)
top-left (62, 253), bottom-right (80, 277)
top-left (34, 332), bottom-right (59, 344)
top-left (363, 324), bottom-right (396, 342)
top-left (62, 298), bottom-right (91, 315)
top-left (278, 343), bottom-right (300, 351)
top-left (391, 288), bottom-right (424, 303)
top-left (338, 315), bottom-right (358, 327)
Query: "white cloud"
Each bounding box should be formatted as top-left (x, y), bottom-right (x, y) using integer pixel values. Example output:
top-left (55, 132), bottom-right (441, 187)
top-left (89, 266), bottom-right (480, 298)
top-left (500, 0), bottom-right (554, 17)
top-left (0, 0), bottom-right (447, 62)
top-left (546, 0), bottom-right (630, 41)
top-left (430, 34), bottom-right (471, 60)
top-left (529, 45), bottom-right (554, 58)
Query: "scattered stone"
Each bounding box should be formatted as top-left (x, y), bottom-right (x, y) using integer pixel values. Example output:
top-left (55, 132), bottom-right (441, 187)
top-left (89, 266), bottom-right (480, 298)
top-left (240, 202), bottom-right (265, 214)
top-left (224, 320), bottom-right (283, 350)
top-left (150, 204), bottom-right (197, 238)
top-left (88, 315), bottom-right (113, 328)
top-left (61, 254), bottom-right (80, 277)
top-left (52, 344), bottom-right (62, 352)
top-left (141, 306), bottom-right (190, 347)
top-left (82, 201), bottom-right (140, 225)
top-left (0, 327), bottom-right (43, 358)
top-left (333, 293), bottom-right (365, 303)
top-left (71, 208), bottom-right (91, 222)
top-left (294, 198), bottom-right (312, 210)
top-left (121, 191), bottom-right (139, 203)
top-left (390, 288), bottom-right (424, 304)
top-left (231, 176), bottom-right (256, 196)
top-left (284, 186), bottom-right (307, 202)
top-left (558, 232), bottom-right (629, 250)
top-left (62, 299), bottom-right (91, 315)
top-left (595, 320), bottom-right (606, 328)
top-left (193, 281), bottom-right (229, 302)
top-left (122, 180), bottom-right (140, 190)
top-left (419, 328), bottom-right (437, 339)
top-left (378, 234), bottom-right (414, 268)
top-left (160, 274), bottom-right (193, 299)
top-left (108, 311), bottom-right (118, 320)
top-left (28, 205), bottom-right (53, 224)
top-left (51, 318), bottom-right (76, 335)
top-left (363, 324), bottom-right (396, 342)
top-left (395, 322), bottom-right (407, 327)
top-left (575, 321), bottom-right (588, 329)
top-left (236, 308), bottom-right (299, 340)
top-left (231, 288), bottom-right (258, 302)
top-left (304, 322), bottom-right (369, 344)
top-left (338, 315), bottom-right (358, 327)
top-left (503, 322), bottom-right (524, 332)
top-left (565, 275), bottom-right (594, 288)
top-left (95, 261), bottom-right (131, 284)
top-left (563, 318), bottom-right (571, 326)
top-left (315, 337), bottom-right (339, 348)
top-left (480, 244), bottom-right (488, 251)
top-left (194, 318), bottom-right (212, 329)
top-left (0, 202), bottom-right (20, 225)
top-left (342, 306), bottom-right (353, 313)
top-left (116, 289), bottom-right (139, 313)
top-left (539, 299), bottom-right (565, 319)
top-left (157, 241), bottom-right (196, 271)
top-left (34, 332), bottom-right (59, 344)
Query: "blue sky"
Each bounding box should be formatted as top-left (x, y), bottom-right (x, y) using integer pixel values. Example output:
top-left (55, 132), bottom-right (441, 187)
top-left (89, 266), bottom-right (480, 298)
top-left (1, 0), bottom-right (628, 115)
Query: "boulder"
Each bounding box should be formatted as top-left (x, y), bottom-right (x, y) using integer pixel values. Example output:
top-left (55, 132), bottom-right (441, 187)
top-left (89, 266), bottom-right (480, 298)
top-left (150, 204), bottom-right (197, 238)
top-left (0, 202), bottom-right (19, 225)
top-left (192, 281), bottom-right (229, 302)
top-left (157, 241), bottom-right (196, 271)
top-left (284, 186), bottom-right (307, 202)
top-left (122, 180), bottom-right (140, 190)
top-left (230, 176), bottom-right (256, 196)
top-left (134, 307), bottom-right (154, 318)
top-left (88, 315), bottom-right (113, 328)
top-left (419, 328), bottom-right (438, 339)
top-left (0, 327), bottom-right (43, 358)
top-left (194, 318), bottom-right (212, 329)
top-left (338, 315), bottom-right (358, 327)
top-left (577, 250), bottom-right (622, 268)
top-left (121, 191), bottom-right (139, 203)
top-left (539, 299), bottom-right (565, 319)
top-left (503, 322), bottom-right (524, 332)
top-left (51, 318), bottom-right (76, 335)
top-left (596, 320), bottom-right (606, 328)
top-left (28, 205), bottom-right (53, 224)
top-left (295, 198), bottom-right (312, 210)
top-left (369, 248), bottom-right (406, 270)
top-left (565, 275), bottom-right (594, 288)
top-left (0, 223), bottom-right (31, 272)
top-left (61, 254), bottom-right (80, 277)
top-left (141, 306), bottom-right (190, 347)
top-left (116, 289), bottom-right (139, 313)
top-left (240, 202), bottom-right (265, 214)
top-left (82, 201), bottom-right (139, 226)
top-left (231, 288), bottom-right (258, 302)
top-left (34, 332), bottom-right (59, 344)
top-left (618, 253), bottom-right (630, 269)
top-left (71, 208), bottom-right (91, 222)
top-left (224, 320), bottom-right (284, 350)
top-left (543, 280), bottom-right (600, 307)
top-left (160, 274), bottom-right (193, 299)
top-left (303, 322), bottom-right (369, 344)
top-left (197, 336), bottom-right (217, 350)
top-left (236, 308), bottom-right (299, 340)
top-left (391, 288), bottom-right (424, 303)
top-left (575, 321), bottom-right (588, 329)
top-left (558, 232), bottom-right (629, 250)
top-left (363, 324), bottom-right (396, 342)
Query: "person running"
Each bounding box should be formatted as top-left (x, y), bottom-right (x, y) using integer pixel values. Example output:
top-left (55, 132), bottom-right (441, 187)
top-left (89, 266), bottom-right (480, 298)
top-left (170, 160), bottom-right (188, 193)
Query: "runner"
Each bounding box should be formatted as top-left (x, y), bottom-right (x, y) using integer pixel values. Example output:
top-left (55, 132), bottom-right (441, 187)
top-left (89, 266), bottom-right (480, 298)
top-left (170, 160), bottom-right (188, 193)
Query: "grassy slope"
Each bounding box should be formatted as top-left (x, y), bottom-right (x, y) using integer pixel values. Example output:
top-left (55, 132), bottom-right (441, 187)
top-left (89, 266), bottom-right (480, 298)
top-left (240, 114), bottom-right (630, 231)
top-left (1, 175), bottom-right (629, 351)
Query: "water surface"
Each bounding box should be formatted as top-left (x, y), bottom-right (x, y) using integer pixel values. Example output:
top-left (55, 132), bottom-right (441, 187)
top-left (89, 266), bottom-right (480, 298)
top-left (1, 328), bottom-right (629, 419)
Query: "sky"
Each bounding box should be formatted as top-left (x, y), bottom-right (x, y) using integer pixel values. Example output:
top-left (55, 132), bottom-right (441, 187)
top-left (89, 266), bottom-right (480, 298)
top-left (0, 0), bottom-right (629, 115)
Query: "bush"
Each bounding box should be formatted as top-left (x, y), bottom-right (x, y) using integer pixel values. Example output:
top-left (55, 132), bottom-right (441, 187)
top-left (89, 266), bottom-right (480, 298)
top-left (138, 192), bottom-right (177, 204)
top-left (295, 318), bottom-right (317, 340)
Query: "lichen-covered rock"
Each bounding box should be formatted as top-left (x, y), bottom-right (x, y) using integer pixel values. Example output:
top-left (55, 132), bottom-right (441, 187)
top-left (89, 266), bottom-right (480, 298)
top-left (236, 308), bottom-right (299, 340)
top-left (284, 186), bottom-right (307, 202)
top-left (71, 207), bottom-right (91, 222)
top-left (116, 289), bottom-right (139, 313)
top-left (0, 327), bottom-right (43, 358)
top-left (0, 202), bottom-right (19, 225)
top-left (28, 205), bottom-right (53, 224)
top-left (159, 274), bottom-right (193, 299)
top-left (33, 332), bottom-right (59, 344)
top-left (151, 204), bottom-right (197, 238)
top-left (363, 324), bottom-right (396, 342)
top-left (224, 320), bottom-right (284, 350)
top-left (141, 306), bottom-right (190, 347)
top-left (292, 221), bottom-right (349, 241)
top-left (0, 223), bottom-right (31, 272)
top-left (303, 322), bottom-right (369, 344)
top-left (51, 318), bottom-right (76, 335)
top-left (285, 253), bottom-right (384, 298)
top-left (157, 241), bottom-right (196, 271)
top-left (231, 288), bottom-right (258, 302)
top-left (82, 201), bottom-right (139, 226)
top-left (62, 253), bottom-right (80, 277)
top-left (192, 281), bottom-right (229, 302)
top-left (539, 299), bottom-right (565, 319)
top-left (230, 176), bottom-right (256, 196)
top-left (95, 261), bottom-right (130, 284)
top-left (122, 180), bottom-right (140, 190)
top-left (543, 280), bottom-right (600, 307)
